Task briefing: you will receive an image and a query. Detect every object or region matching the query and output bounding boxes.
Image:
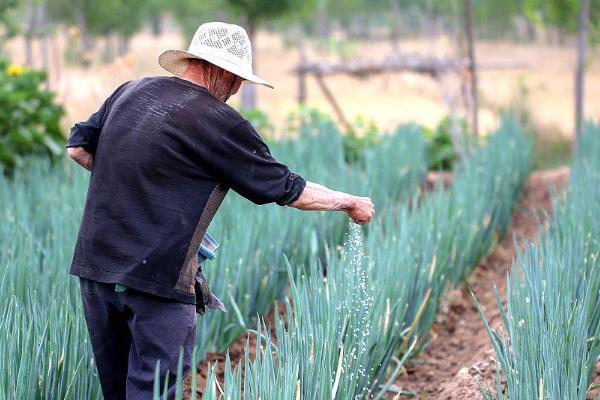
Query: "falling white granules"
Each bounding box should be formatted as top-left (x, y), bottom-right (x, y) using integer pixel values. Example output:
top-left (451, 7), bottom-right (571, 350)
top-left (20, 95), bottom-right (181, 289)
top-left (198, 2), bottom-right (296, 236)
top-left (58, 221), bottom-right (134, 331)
top-left (340, 221), bottom-right (375, 399)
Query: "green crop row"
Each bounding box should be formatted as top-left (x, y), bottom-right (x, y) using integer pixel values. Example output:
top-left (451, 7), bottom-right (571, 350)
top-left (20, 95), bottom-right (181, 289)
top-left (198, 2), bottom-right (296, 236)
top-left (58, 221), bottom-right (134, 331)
top-left (0, 119), bottom-right (426, 399)
top-left (173, 117), bottom-right (531, 399)
top-left (196, 119), bottom-right (427, 358)
top-left (478, 123), bottom-right (600, 400)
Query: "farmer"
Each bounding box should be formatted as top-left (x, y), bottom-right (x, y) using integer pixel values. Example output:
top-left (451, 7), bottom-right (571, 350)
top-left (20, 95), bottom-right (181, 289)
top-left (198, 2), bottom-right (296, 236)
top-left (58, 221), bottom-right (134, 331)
top-left (66, 22), bottom-right (374, 399)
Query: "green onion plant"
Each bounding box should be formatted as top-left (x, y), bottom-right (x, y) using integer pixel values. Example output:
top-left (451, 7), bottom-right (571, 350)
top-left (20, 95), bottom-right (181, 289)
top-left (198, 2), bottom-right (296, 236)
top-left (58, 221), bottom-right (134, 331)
top-left (477, 122), bottom-right (600, 400)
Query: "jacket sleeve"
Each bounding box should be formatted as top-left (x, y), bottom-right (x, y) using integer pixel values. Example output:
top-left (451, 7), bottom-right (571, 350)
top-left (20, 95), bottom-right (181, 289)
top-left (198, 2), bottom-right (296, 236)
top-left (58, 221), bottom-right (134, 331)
top-left (200, 119), bottom-right (306, 206)
top-left (66, 81), bottom-right (130, 155)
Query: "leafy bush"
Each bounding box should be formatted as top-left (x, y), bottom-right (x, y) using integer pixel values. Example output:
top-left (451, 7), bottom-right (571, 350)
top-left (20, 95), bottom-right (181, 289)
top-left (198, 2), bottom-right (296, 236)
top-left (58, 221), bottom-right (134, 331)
top-left (283, 107), bottom-right (381, 165)
top-left (0, 59), bottom-right (64, 170)
top-left (239, 107), bottom-right (274, 138)
top-left (421, 116), bottom-right (469, 171)
top-left (342, 115), bottom-right (380, 164)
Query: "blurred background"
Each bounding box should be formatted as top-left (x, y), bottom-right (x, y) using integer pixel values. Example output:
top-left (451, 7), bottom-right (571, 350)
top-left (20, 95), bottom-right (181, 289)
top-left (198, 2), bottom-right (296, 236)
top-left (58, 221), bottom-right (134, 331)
top-left (0, 0), bottom-right (598, 170)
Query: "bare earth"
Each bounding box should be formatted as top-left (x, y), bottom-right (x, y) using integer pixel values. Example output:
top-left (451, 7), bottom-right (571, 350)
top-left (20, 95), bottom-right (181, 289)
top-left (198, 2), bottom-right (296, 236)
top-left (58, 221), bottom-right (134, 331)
top-left (396, 168), bottom-right (570, 399)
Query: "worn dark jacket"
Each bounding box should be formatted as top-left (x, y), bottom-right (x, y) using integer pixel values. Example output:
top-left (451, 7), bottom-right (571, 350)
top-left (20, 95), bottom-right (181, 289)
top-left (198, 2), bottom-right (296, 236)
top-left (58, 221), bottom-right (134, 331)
top-left (66, 76), bottom-right (306, 303)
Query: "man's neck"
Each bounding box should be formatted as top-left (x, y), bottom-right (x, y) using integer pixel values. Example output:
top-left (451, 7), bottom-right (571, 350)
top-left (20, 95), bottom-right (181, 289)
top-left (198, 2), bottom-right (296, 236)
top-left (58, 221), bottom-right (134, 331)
top-left (180, 69), bottom-right (209, 90)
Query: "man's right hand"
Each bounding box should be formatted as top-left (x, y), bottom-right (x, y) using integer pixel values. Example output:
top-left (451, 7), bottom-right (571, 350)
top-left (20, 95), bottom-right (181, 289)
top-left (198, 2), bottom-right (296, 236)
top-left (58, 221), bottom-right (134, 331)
top-left (289, 181), bottom-right (376, 225)
top-left (346, 196), bottom-right (375, 225)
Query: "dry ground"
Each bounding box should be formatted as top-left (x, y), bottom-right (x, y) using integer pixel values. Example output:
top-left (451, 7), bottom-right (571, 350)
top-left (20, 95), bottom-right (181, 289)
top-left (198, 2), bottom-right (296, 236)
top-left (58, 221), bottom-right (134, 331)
top-left (6, 29), bottom-right (600, 138)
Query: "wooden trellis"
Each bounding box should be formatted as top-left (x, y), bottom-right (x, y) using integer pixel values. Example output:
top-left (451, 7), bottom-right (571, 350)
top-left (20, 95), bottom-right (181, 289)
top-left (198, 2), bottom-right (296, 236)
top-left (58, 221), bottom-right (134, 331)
top-left (291, 55), bottom-right (527, 157)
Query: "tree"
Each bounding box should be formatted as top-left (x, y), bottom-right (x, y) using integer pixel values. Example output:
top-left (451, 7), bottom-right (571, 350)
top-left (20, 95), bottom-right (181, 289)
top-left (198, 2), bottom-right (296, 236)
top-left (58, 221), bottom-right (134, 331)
top-left (525, 0), bottom-right (599, 140)
top-left (167, 0), bottom-right (224, 44)
top-left (575, 0), bottom-right (590, 146)
top-left (0, 0), bottom-right (18, 54)
top-left (463, 0), bottom-right (478, 137)
top-left (47, 0), bottom-right (149, 65)
top-left (224, 0), bottom-right (306, 109)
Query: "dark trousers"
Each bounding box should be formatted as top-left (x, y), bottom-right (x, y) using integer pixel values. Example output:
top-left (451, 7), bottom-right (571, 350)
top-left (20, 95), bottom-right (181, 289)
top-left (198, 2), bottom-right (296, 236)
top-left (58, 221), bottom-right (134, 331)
top-left (79, 277), bottom-right (196, 400)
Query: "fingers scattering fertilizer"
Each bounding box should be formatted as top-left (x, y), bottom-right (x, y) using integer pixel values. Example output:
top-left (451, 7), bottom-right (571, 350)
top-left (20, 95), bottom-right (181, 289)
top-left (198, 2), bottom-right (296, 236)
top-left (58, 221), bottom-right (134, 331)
top-left (340, 222), bottom-right (373, 398)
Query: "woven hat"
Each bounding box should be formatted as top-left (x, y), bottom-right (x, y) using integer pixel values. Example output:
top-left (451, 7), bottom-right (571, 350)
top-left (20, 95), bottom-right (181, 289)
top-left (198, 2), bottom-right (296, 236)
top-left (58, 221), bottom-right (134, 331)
top-left (159, 22), bottom-right (273, 89)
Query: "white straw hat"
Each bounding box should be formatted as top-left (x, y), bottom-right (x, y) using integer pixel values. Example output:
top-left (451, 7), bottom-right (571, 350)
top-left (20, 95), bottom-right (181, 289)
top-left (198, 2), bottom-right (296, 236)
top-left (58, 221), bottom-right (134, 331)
top-left (158, 22), bottom-right (273, 89)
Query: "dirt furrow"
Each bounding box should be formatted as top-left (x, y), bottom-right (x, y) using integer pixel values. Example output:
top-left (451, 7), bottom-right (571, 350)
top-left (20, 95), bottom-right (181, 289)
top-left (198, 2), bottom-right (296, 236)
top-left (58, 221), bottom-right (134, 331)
top-left (396, 168), bottom-right (569, 399)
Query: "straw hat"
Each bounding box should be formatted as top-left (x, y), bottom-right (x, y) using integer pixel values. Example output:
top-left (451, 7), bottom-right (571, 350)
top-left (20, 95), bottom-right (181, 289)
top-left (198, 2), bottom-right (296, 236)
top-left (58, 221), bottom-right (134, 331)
top-left (159, 22), bottom-right (273, 89)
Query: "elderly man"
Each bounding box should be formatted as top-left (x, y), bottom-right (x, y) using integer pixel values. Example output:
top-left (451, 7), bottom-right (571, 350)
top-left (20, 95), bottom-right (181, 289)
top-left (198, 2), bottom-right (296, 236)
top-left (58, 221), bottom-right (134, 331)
top-left (66, 22), bottom-right (374, 399)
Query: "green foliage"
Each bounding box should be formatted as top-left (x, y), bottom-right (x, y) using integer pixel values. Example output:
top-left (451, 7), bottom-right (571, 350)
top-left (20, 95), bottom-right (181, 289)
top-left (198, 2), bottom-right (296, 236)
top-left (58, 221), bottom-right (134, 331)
top-left (477, 123), bottom-right (600, 400)
top-left (342, 115), bottom-right (380, 165)
top-left (0, 160), bottom-right (100, 399)
top-left (47, 0), bottom-right (140, 37)
top-left (0, 59), bottom-right (64, 171)
top-left (184, 117), bottom-right (531, 399)
top-left (239, 108), bottom-right (274, 137)
top-left (225, 0), bottom-right (302, 28)
top-left (167, 0), bottom-right (305, 41)
top-left (0, 0), bottom-right (18, 49)
top-left (421, 116), bottom-right (467, 171)
top-left (525, 0), bottom-right (600, 39)
top-left (166, 0), bottom-right (225, 42)
top-left (0, 117), bottom-right (427, 398)
top-left (531, 131), bottom-right (572, 170)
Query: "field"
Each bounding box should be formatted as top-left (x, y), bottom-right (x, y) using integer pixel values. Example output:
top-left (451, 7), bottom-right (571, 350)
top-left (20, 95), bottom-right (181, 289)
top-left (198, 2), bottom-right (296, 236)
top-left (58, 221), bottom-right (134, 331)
top-left (2, 24), bottom-right (600, 400)
top-left (1, 112), bottom-right (561, 399)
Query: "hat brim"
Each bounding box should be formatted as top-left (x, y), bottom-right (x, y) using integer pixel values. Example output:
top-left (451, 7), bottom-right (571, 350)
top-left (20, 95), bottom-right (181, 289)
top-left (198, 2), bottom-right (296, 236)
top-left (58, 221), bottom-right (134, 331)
top-left (158, 49), bottom-right (274, 89)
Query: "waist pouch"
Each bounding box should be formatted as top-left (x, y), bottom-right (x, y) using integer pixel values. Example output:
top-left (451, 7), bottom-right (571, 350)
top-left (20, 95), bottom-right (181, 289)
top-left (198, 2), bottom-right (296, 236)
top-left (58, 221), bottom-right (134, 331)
top-left (195, 233), bottom-right (226, 315)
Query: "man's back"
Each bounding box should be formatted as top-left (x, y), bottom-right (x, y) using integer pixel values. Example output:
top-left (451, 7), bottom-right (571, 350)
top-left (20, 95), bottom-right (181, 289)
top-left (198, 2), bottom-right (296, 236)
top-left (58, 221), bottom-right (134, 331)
top-left (67, 76), bottom-right (305, 302)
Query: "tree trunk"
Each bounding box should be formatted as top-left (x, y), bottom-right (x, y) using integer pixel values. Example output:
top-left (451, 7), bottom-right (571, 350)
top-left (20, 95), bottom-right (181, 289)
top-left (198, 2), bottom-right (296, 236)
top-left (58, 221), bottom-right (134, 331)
top-left (103, 35), bottom-right (115, 63)
top-left (427, 0), bottom-right (435, 55)
top-left (24, 3), bottom-right (38, 67)
top-left (24, 36), bottom-right (33, 67)
top-left (151, 14), bottom-right (162, 37)
top-left (76, 6), bottom-right (92, 67)
top-left (240, 20), bottom-right (257, 110)
top-left (575, 0), bottom-right (590, 148)
top-left (463, 0), bottom-right (478, 137)
top-left (298, 33), bottom-right (307, 105)
top-left (117, 35), bottom-right (130, 57)
top-left (40, 0), bottom-right (49, 76)
top-left (316, 0), bottom-right (329, 38)
top-left (388, 0), bottom-right (401, 54)
top-left (51, 35), bottom-right (61, 87)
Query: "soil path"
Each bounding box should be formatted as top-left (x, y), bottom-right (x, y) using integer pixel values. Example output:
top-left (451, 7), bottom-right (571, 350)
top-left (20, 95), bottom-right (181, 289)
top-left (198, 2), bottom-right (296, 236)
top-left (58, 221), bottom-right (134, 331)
top-left (185, 168), bottom-right (569, 399)
top-left (395, 168), bottom-right (569, 399)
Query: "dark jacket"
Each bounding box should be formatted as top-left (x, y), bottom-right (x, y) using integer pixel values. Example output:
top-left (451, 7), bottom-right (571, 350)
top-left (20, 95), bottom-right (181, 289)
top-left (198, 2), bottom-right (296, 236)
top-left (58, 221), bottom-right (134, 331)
top-left (66, 76), bottom-right (305, 303)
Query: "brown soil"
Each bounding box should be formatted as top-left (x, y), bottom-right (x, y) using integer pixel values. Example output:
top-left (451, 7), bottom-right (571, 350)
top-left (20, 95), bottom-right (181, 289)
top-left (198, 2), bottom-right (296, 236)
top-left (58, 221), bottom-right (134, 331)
top-left (396, 167), bottom-right (570, 399)
top-left (185, 168), bottom-right (570, 399)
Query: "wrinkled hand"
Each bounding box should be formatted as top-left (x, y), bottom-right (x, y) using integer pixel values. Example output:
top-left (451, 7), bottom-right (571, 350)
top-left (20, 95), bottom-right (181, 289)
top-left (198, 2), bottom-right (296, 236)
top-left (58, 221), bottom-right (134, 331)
top-left (347, 196), bottom-right (375, 225)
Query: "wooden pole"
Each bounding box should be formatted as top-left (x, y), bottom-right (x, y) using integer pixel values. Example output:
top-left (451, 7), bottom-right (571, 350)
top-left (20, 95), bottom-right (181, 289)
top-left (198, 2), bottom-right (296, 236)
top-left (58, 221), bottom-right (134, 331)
top-left (241, 19), bottom-right (258, 109)
top-left (298, 36), bottom-right (307, 105)
top-left (575, 0), bottom-right (590, 149)
top-left (463, 0), bottom-right (479, 137)
top-left (313, 74), bottom-right (353, 133)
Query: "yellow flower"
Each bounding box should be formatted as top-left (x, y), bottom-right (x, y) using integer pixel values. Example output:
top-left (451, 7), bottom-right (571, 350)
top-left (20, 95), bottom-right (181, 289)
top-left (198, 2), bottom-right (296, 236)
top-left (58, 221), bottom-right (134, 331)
top-left (6, 65), bottom-right (25, 76)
